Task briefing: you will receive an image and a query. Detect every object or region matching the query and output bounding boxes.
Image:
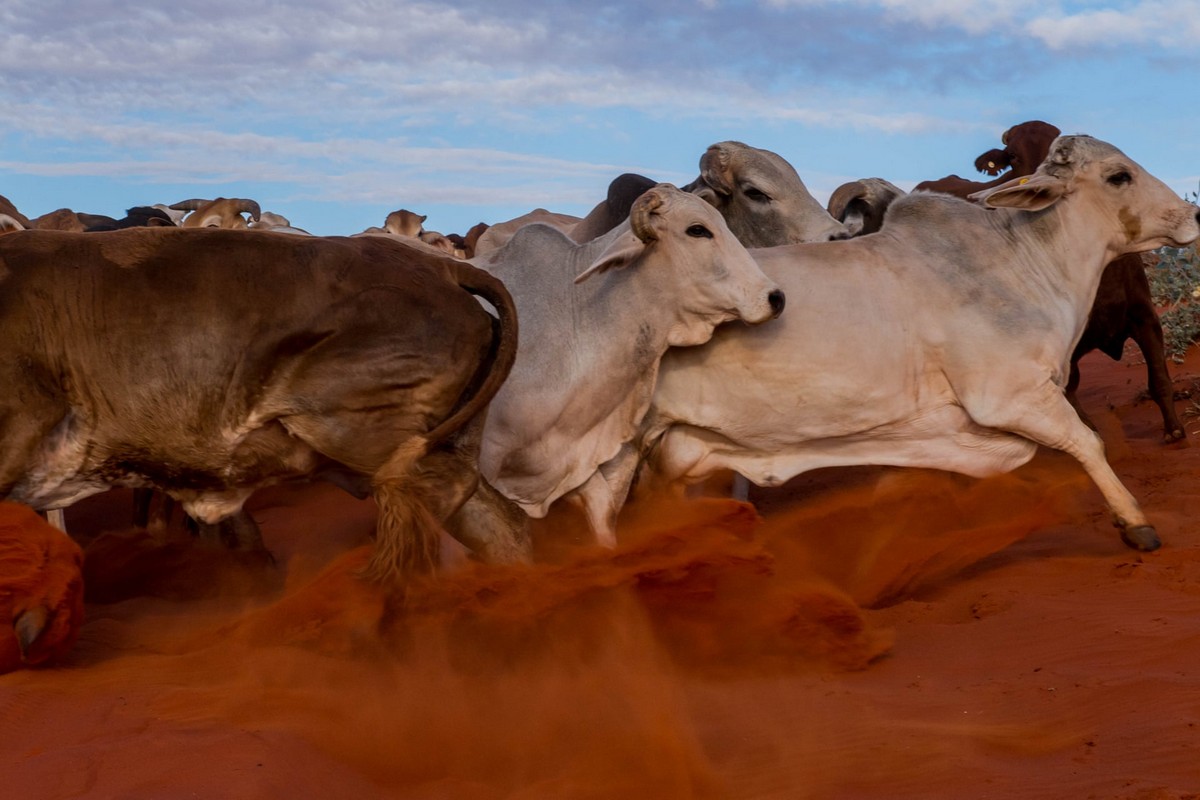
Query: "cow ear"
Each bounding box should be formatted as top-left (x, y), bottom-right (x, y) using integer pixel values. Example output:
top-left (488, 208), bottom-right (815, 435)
top-left (974, 148), bottom-right (1010, 176)
top-left (691, 184), bottom-right (722, 209)
top-left (575, 231), bottom-right (645, 283)
top-left (971, 173), bottom-right (1067, 211)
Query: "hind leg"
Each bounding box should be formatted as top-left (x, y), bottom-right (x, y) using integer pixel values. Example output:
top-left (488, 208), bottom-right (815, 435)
top-left (446, 477), bottom-right (532, 565)
top-left (1128, 306), bottom-right (1184, 442)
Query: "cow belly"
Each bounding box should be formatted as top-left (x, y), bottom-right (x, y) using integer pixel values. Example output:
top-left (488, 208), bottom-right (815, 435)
top-left (11, 411), bottom-right (322, 512)
top-left (654, 405), bottom-right (1038, 487)
top-left (6, 411), bottom-right (110, 509)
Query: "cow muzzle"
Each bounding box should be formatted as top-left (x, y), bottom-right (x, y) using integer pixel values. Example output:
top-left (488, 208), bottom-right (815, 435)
top-left (768, 289), bottom-right (786, 318)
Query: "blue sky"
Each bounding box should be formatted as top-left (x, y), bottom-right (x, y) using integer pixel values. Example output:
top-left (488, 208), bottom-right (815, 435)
top-left (2, 0), bottom-right (1197, 237)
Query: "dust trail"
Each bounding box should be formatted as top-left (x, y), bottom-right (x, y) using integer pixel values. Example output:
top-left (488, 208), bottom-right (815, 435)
top-left (4, 455), bottom-right (1098, 796)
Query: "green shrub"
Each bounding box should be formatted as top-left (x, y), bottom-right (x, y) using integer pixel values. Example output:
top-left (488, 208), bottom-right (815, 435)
top-left (1146, 190), bottom-right (1200, 361)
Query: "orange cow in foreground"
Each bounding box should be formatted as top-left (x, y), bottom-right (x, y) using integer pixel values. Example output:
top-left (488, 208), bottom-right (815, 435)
top-left (0, 502), bottom-right (84, 672)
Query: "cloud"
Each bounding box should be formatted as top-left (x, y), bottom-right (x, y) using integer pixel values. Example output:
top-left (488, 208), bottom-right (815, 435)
top-left (760, 0), bottom-right (1200, 49)
top-left (1026, 1), bottom-right (1200, 49)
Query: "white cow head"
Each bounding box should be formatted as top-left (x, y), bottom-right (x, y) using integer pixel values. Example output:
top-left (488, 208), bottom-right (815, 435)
top-left (975, 135), bottom-right (1200, 254)
top-left (689, 141), bottom-right (850, 247)
top-left (576, 183), bottom-right (785, 346)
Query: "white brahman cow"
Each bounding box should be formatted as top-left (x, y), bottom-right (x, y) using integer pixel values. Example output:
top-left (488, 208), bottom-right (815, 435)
top-left (458, 184), bottom-right (785, 548)
top-left (640, 135), bottom-right (1200, 552)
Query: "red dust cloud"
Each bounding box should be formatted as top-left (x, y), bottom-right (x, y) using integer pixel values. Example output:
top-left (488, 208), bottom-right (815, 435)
top-left (4, 351), bottom-right (1200, 798)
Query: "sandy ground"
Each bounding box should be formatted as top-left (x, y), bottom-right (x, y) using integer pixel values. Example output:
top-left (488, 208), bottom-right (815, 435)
top-left (3, 346), bottom-right (1200, 799)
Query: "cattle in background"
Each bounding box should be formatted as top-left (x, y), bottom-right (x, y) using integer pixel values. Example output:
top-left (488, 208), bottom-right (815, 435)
top-left (84, 206), bottom-right (177, 232)
top-left (476, 142), bottom-right (850, 256)
top-left (460, 184), bottom-right (784, 547)
top-left (0, 214), bottom-right (25, 236)
top-left (473, 208), bottom-right (583, 256)
top-left (682, 141), bottom-right (850, 246)
top-left (248, 211), bottom-right (312, 236)
top-left (826, 177), bottom-right (906, 237)
top-left (461, 222), bottom-right (490, 260)
top-left (0, 229), bottom-right (519, 582)
top-left (30, 208), bottom-right (119, 232)
top-left (916, 121), bottom-right (1185, 442)
top-left (914, 120), bottom-right (1062, 197)
top-left (0, 194), bottom-right (32, 229)
top-left (568, 173), bottom-right (660, 243)
top-left (643, 136), bottom-right (1200, 553)
top-left (170, 197), bottom-right (262, 229)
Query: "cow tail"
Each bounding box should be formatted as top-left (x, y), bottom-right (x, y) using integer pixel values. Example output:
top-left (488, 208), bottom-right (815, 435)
top-left (421, 261), bottom-right (518, 448)
top-left (364, 261), bottom-right (517, 585)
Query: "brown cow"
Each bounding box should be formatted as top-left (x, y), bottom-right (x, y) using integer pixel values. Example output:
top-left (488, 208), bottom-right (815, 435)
top-left (0, 229), bottom-right (519, 582)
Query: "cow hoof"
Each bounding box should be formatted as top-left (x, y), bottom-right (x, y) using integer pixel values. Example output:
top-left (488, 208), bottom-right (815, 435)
top-left (1163, 428), bottom-right (1186, 444)
top-left (1120, 525), bottom-right (1161, 552)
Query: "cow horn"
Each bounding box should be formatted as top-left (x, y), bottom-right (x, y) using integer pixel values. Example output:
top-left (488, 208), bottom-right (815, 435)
top-left (1000, 127), bottom-right (1011, 146)
top-left (698, 142), bottom-right (738, 196)
top-left (14, 606), bottom-right (50, 662)
top-left (169, 199), bottom-right (209, 211)
top-left (826, 180), bottom-right (868, 221)
top-left (237, 199), bottom-right (261, 221)
top-left (629, 186), bottom-right (667, 243)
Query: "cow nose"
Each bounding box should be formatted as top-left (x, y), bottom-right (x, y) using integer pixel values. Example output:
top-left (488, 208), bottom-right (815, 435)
top-left (768, 289), bottom-right (786, 318)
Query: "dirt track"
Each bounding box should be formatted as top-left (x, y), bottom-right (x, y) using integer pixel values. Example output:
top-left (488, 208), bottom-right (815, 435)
top-left (3, 347), bottom-right (1200, 799)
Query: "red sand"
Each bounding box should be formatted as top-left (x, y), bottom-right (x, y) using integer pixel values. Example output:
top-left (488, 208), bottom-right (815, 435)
top-left (4, 347), bottom-right (1200, 799)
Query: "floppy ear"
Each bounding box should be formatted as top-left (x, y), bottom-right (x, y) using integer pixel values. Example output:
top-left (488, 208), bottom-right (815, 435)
top-left (971, 173), bottom-right (1068, 211)
top-left (575, 230), bottom-right (645, 283)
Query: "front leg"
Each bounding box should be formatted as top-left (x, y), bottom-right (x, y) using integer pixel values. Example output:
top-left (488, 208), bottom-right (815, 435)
top-left (569, 444), bottom-right (641, 548)
top-left (969, 378), bottom-right (1159, 551)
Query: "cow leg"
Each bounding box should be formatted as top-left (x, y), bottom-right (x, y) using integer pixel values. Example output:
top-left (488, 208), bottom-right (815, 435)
top-left (1063, 357), bottom-right (1098, 431)
top-left (132, 488), bottom-right (153, 528)
top-left (132, 489), bottom-right (177, 532)
top-left (973, 383), bottom-right (1158, 551)
top-left (570, 444), bottom-right (641, 548)
top-left (1128, 306), bottom-right (1184, 442)
top-left (435, 414), bottom-right (530, 565)
top-left (45, 509), bottom-right (66, 532)
top-left (445, 478), bottom-right (532, 565)
top-left (369, 429), bottom-right (499, 582)
top-left (191, 510), bottom-right (267, 554)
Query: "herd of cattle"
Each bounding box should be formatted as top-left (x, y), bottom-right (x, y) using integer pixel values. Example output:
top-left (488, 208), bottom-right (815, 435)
top-left (2, 122), bottom-right (1199, 632)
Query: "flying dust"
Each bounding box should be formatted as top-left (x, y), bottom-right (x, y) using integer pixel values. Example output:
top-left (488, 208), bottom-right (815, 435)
top-left (2, 456), bottom-right (1093, 797)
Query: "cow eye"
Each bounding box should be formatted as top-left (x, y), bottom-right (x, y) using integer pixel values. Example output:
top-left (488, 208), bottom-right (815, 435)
top-left (1107, 170), bottom-right (1132, 186)
top-left (744, 187), bottom-right (770, 203)
top-left (686, 224), bottom-right (714, 239)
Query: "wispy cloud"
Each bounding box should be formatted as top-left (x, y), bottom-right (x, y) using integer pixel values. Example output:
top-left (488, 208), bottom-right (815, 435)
top-left (1, 0), bottom-right (1195, 232)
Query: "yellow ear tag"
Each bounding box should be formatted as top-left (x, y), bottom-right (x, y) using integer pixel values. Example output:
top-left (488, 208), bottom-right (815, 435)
top-left (1019, 177), bottom-right (1030, 185)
